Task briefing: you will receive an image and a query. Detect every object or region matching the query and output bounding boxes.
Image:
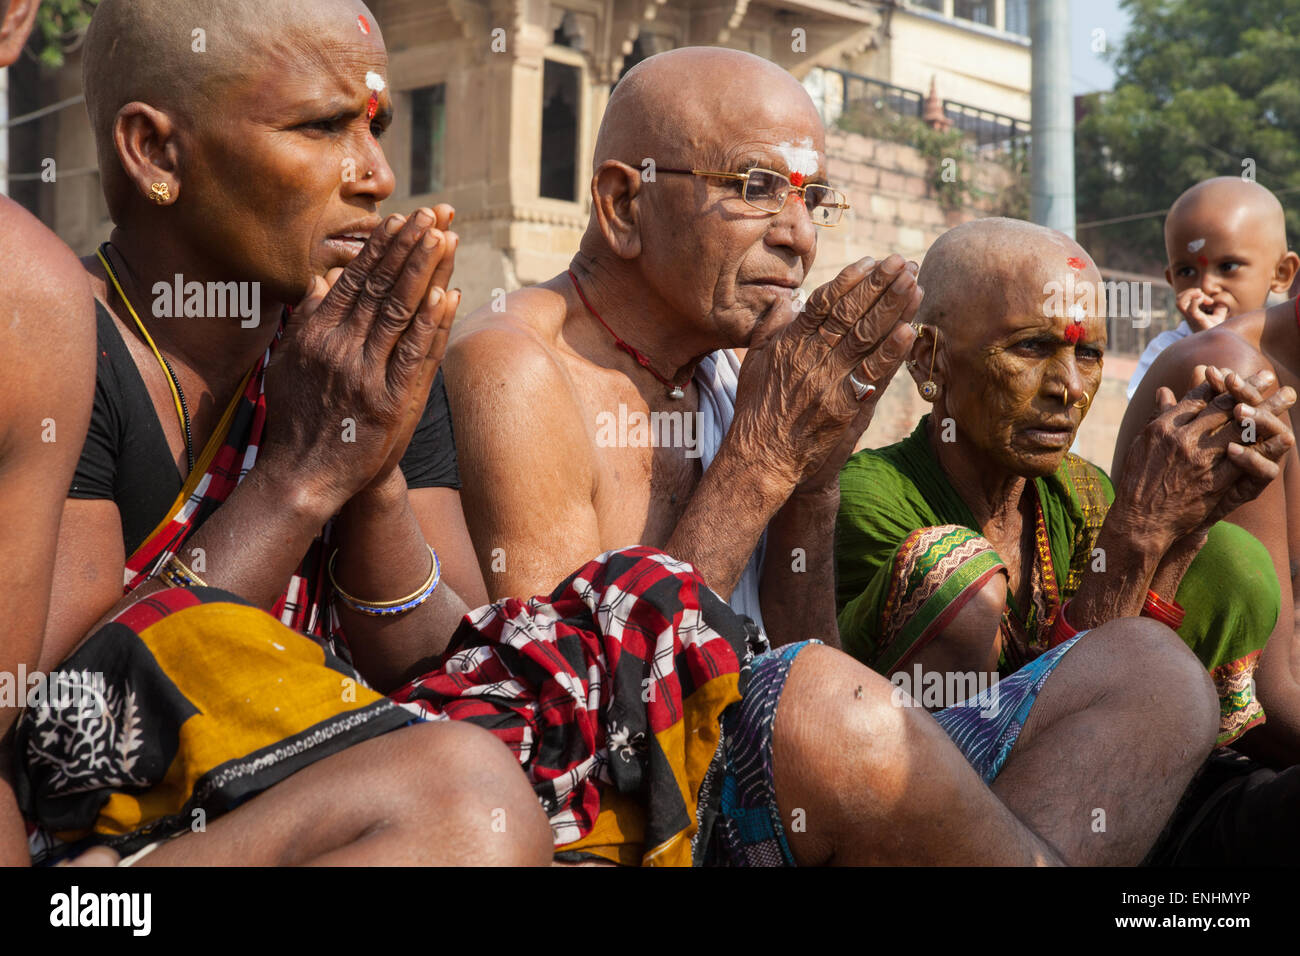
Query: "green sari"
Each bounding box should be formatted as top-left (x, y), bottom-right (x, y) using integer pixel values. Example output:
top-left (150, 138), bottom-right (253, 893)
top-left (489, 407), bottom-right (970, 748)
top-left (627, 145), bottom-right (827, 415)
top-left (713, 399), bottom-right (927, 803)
top-left (835, 416), bottom-right (1279, 746)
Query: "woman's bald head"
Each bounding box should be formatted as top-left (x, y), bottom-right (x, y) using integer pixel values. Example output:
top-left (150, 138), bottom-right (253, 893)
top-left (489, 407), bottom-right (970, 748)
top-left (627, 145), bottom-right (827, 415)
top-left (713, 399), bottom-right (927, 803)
top-left (83, 0), bottom-right (380, 210)
top-left (911, 218), bottom-right (1106, 479)
top-left (82, 0), bottom-right (395, 302)
top-left (917, 217), bottom-right (1101, 341)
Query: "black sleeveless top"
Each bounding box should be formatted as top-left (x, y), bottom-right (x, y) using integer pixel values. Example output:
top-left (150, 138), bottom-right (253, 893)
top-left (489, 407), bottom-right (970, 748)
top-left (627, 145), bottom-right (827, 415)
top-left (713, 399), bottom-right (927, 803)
top-left (69, 302), bottom-right (461, 555)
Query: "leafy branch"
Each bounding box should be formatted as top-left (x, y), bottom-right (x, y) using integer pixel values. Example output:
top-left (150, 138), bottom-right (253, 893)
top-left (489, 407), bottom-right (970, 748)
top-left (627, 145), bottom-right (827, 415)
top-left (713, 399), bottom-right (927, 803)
top-left (28, 0), bottom-right (101, 69)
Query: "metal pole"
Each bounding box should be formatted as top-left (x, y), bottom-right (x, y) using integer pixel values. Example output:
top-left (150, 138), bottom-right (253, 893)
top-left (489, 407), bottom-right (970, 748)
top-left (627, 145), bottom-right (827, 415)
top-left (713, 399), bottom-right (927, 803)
top-left (1030, 0), bottom-right (1074, 236)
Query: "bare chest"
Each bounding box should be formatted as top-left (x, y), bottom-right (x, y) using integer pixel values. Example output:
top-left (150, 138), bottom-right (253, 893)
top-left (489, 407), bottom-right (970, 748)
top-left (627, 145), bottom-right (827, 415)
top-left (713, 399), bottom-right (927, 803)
top-left (569, 368), bottom-right (703, 550)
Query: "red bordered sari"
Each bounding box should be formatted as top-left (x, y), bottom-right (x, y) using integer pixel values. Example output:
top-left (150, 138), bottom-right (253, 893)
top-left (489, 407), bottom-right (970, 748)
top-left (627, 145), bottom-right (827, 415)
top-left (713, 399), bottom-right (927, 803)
top-left (120, 336), bottom-right (345, 659)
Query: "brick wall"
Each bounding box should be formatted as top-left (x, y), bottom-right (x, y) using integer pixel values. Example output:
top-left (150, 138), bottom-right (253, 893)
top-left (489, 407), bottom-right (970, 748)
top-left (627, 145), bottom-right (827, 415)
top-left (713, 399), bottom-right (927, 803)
top-left (809, 128), bottom-right (1016, 289)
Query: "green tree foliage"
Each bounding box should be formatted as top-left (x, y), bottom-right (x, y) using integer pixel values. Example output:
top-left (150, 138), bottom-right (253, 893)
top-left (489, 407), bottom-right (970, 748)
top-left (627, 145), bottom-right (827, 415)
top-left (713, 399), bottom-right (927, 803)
top-left (29, 0), bottom-right (100, 69)
top-left (1076, 0), bottom-right (1300, 273)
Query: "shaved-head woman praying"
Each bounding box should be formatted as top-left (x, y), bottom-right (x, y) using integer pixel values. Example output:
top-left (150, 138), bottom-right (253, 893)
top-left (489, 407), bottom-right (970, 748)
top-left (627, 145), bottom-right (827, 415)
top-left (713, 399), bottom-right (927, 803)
top-left (18, 0), bottom-right (553, 866)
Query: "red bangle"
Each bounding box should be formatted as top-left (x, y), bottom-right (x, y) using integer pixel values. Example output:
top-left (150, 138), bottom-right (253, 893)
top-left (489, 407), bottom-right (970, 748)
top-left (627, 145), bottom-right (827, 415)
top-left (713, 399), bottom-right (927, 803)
top-left (1141, 589), bottom-right (1185, 630)
top-left (1049, 600), bottom-right (1081, 648)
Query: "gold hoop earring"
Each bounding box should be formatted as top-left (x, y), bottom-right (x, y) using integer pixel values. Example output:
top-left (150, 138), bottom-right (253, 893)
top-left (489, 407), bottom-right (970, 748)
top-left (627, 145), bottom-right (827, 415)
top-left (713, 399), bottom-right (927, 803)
top-left (150, 182), bottom-right (172, 204)
top-left (918, 324), bottom-right (939, 402)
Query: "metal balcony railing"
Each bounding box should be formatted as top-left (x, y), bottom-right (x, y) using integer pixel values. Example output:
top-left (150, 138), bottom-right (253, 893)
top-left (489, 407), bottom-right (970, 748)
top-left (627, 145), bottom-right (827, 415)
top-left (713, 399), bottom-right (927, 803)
top-left (813, 67), bottom-right (1031, 156)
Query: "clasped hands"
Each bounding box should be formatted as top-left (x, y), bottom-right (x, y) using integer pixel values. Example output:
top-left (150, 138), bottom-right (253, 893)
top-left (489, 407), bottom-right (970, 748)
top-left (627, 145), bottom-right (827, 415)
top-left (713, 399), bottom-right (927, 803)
top-left (1114, 364), bottom-right (1296, 550)
top-left (259, 206), bottom-right (460, 510)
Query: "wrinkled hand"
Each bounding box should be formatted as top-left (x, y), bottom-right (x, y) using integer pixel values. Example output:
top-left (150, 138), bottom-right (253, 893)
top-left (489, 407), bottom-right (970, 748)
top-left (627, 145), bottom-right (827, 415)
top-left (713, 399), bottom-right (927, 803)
top-left (1177, 288), bottom-right (1229, 332)
top-left (260, 208), bottom-right (459, 507)
top-left (1114, 366), bottom-right (1294, 546)
top-left (315, 205), bottom-right (461, 492)
top-left (730, 254), bottom-right (921, 492)
top-left (1190, 365), bottom-right (1296, 531)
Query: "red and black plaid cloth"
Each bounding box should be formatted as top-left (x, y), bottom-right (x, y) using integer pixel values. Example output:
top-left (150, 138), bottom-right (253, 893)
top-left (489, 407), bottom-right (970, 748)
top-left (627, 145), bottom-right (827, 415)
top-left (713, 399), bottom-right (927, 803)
top-left (393, 546), bottom-right (767, 865)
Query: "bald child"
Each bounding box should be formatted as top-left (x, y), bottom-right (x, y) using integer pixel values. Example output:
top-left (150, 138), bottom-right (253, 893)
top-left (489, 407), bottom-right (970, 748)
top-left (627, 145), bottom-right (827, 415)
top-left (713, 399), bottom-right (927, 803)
top-left (1126, 177), bottom-right (1299, 399)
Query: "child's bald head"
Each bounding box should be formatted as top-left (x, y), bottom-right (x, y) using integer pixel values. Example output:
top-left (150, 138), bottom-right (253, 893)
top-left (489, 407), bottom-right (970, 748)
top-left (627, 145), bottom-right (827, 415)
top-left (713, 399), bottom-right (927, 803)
top-left (1164, 177), bottom-right (1298, 324)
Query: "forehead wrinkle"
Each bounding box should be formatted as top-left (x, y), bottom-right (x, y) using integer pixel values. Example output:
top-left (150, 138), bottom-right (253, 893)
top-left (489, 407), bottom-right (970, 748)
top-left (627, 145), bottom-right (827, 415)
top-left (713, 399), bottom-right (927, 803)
top-left (232, 33), bottom-right (385, 116)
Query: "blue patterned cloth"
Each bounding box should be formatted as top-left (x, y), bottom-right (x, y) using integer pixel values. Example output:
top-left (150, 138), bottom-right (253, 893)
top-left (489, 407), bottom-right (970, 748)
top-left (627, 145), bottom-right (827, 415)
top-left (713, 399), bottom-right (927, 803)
top-left (708, 640), bottom-right (817, 867)
top-left (933, 634), bottom-right (1083, 783)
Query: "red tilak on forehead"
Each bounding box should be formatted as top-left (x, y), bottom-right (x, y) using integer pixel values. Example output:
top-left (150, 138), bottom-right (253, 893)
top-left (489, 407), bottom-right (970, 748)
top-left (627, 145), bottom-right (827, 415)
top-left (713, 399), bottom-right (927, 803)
top-left (1064, 323), bottom-right (1085, 345)
top-left (1197, 255), bottom-right (1209, 267)
top-left (790, 171), bottom-right (804, 187)
top-left (367, 92), bottom-right (379, 121)
top-left (1066, 256), bottom-right (1087, 270)
top-left (357, 15), bottom-right (371, 34)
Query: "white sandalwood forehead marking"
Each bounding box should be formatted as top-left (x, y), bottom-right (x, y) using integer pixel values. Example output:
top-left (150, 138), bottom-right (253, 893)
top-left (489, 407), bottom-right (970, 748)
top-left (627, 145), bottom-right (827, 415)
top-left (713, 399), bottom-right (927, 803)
top-left (366, 72), bottom-right (387, 93)
top-left (1188, 238), bottom-right (1206, 252)
top-left (773, 138), bottom-right (820, 177)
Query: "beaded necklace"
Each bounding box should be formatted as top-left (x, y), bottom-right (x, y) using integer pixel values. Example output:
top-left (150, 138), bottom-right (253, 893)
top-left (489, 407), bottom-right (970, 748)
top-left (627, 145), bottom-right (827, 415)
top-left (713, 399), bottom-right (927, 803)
top-left (568, 271), bottom-right (689, 399)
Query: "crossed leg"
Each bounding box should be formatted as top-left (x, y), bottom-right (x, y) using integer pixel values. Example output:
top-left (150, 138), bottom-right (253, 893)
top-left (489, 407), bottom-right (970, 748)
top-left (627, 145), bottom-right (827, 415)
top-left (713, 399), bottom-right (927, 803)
top-left (990, 617), bottom-right (1217, 864)
top-left (136, 721), bottom-right (553, 866)
top-left (771, 617), bottom-right (1217, 865)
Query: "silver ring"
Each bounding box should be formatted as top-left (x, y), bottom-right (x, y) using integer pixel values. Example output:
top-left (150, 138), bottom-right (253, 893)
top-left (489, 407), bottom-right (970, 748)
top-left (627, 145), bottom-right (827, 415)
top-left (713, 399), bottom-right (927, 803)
top-left (848, 373), bottom-right (875, 402)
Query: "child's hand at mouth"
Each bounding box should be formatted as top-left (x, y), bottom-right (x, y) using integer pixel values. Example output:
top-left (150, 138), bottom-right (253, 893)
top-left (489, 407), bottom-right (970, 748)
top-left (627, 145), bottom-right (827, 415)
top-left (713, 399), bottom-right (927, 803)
top-left (1178, 287), bottom-right (1230, 331)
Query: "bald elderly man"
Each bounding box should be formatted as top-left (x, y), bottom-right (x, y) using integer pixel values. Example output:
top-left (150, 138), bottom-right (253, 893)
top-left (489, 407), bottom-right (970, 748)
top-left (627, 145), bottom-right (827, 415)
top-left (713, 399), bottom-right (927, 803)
top-left (445, 51), bottom-right (1225, 864)
top-left (449, 47), bottom-right (893, 646)
top-left (835, 221), bottom-right (1295, 866)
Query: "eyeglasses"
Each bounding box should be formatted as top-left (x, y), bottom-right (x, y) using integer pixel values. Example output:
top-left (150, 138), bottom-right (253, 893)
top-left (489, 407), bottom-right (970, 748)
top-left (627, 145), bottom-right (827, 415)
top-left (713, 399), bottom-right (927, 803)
top-left (656, 166), bottom-right (851, 226)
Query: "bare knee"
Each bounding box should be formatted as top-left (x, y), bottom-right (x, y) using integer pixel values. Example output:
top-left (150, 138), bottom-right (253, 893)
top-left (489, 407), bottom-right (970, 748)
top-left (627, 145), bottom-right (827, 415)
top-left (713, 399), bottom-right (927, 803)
top-left (1076, 617), bottom-right (1218, 751)
top-left (384, 721), bottom-right (553, 865)
top-left (910, 573), bottom-right (1007, 677)
top-left (773, 645), bottom-right (947, 857)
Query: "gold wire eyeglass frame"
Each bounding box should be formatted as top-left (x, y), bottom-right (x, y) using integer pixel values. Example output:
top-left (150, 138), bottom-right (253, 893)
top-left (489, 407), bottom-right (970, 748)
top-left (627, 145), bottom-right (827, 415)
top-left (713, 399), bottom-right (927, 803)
top-left (655, 166), bottom-right (851, 226)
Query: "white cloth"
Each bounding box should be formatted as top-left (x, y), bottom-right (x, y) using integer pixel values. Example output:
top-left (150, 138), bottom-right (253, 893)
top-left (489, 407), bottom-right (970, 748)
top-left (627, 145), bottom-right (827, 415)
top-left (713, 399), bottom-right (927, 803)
top-left (694, 350), bottom-right (766, 633)
top-left (1126, 321), bottom-right (1193, 400)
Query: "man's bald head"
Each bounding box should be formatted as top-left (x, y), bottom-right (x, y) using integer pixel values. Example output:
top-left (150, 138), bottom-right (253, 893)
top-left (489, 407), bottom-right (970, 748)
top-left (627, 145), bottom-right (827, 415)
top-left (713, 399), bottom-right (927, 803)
top-left (917, 217), bottom-right (1101, 338)
top-left (594, 47), bottom-right (821, 172)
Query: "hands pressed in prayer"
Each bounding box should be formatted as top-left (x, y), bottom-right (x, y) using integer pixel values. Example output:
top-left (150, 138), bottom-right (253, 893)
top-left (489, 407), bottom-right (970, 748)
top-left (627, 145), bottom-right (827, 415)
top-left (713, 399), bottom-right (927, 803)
top-left (730, 253), bottom-right (922, 494)
top-left (260, 207), bottom-right (461, 511)
top-left (1184, 365), bottom-right (1295, 531)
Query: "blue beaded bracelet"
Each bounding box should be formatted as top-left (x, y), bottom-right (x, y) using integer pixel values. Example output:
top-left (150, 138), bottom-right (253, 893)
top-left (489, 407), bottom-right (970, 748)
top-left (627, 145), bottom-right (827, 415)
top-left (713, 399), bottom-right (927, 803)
top-left (328, 546), bottom-right (441, 617)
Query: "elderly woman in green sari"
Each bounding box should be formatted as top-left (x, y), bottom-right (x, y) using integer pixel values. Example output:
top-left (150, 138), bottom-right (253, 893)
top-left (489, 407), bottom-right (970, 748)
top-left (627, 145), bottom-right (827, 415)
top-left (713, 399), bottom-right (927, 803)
top-left (835, 218), bottom-right (1294, 764)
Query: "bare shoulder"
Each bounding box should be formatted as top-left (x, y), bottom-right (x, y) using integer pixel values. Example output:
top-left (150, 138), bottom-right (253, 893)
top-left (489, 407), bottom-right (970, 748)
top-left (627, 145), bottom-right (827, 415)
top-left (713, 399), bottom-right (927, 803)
top-left (0, 199), bottom-right (94, 413)
top-left (1148, 320), bottom-right (1273, 393)
top-left (444, 284), bottom-right (592, 461)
